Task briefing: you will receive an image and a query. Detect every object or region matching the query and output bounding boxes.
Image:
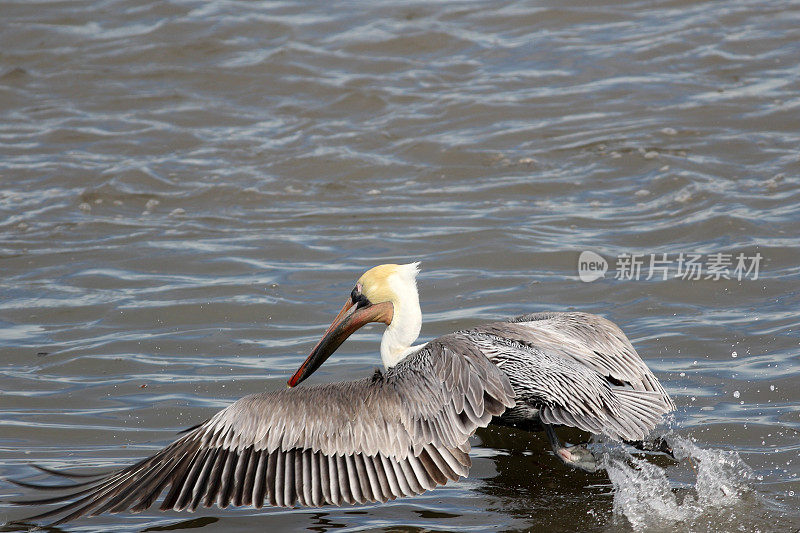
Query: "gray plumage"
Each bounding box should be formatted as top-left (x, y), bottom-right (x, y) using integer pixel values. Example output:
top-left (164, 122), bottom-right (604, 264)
top-left (468, 312), bottom-right (674, 441)
top-left (14, 311), bottom-right (672, 524)
top-left (14, 334), bottom-right (515, 525)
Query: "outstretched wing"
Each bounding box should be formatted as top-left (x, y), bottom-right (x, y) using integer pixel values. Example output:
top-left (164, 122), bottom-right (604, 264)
top-left (465, 312), bottom-right (673, 441)
top-left (13, 340), bottom-right (515, 525)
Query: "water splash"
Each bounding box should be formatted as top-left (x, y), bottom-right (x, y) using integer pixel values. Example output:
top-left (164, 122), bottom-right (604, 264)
top-left (601, 434), bottom-right (754, 530)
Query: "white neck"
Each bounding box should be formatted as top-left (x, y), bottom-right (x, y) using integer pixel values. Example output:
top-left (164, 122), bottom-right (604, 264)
top-left (379, 272), bottom-right (422, 369)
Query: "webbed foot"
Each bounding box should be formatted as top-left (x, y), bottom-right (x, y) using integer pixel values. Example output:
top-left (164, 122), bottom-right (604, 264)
top-left (544, 423), bottom-right (600, 472)
top-left (555, 443), bottom-right (599, 472)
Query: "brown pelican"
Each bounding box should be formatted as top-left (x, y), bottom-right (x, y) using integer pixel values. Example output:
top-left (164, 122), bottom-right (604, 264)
top-left (9, 263), bottom-right (673, 525)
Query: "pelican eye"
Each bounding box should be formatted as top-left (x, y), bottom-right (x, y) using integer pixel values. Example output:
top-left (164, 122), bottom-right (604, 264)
top-left (350, 286), bottom-right (370, 309)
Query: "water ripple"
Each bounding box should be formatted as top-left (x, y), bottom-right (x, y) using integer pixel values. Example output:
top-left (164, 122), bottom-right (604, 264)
top-left (1, 0), bottom-right (799, 530)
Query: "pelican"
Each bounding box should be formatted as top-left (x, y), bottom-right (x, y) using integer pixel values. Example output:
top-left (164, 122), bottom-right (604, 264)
top-left (9, 262), bottom-right (673, 525)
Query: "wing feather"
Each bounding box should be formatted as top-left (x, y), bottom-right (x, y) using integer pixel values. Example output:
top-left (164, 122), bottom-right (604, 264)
top-left (14, 334), bottom-right (514, 524)
top-left (468, 313), bottom-right (673, 441)
top-left (251, 450), bottom-right (266, 508)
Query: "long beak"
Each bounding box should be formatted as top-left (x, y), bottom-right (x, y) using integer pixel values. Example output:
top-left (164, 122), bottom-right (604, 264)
top-left (288, 299), bottom-right (393, 387)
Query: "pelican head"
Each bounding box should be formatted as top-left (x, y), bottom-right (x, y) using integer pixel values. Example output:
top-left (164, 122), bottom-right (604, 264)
top-left (288, 262), bottom-right (422, 387)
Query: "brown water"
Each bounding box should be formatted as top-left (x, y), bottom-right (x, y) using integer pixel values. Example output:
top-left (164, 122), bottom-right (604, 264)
top-left (1, 0), bottom-right (800, 531)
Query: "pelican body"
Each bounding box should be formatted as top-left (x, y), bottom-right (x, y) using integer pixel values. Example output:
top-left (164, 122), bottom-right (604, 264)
top-left (11, 263), bottom-right (673, 525)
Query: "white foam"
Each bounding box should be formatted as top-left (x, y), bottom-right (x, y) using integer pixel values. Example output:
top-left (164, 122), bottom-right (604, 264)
top-left (600, 434), bottom-right (754, 529)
